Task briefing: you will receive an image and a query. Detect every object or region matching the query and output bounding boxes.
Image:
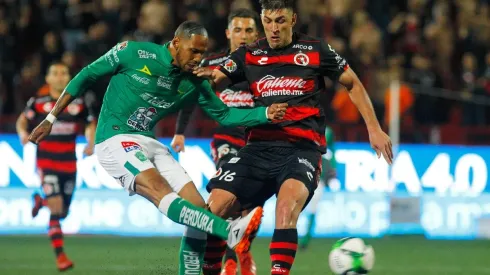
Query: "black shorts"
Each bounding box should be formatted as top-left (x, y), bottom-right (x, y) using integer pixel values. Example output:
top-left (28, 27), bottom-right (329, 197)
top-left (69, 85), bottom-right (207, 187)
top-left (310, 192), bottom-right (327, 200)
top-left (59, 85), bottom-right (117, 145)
top-left (41, 172), bottom-right (76, 210)
top-left (211, 139), bottom-right (244, 170)
top-left (207, 145), bottom-right (322, 210)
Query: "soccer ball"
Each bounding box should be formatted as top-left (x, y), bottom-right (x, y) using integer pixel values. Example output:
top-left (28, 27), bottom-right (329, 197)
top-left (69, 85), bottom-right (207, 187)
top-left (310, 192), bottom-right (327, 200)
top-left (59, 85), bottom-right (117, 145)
top-left (328, 237), bottom-right (375, 275)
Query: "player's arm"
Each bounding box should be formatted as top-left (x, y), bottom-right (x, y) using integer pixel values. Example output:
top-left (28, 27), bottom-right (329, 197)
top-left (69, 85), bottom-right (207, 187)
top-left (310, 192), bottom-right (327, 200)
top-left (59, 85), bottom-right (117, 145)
top-left (193, 46), bottom-right (246, 89)
top-left (28, 42), bottom-right (132, 144)
top-left (171, 105), bottom-right (195, 152)
top-left (319, 41), bottom-right (393, 164)
top-left (16, 97), bottom-right (36, 145)
top-left (197, 80), bottom-right (286, 127)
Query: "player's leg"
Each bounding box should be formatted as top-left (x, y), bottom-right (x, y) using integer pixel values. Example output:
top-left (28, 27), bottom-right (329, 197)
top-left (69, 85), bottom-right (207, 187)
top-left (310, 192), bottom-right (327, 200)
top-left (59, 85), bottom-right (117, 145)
top-left (204, 148), bottom-right (272, 275)
top-left (41, 174), bottom-right (74, 271)
top-left (151, 141), bottom-right (208, 275)
top-left (31, 192), bottom-right (46, 218)
top-left (96, 135), bottom-right (262, 249)
top-left (213, 142), bottom-right (257, 275)
top-left (299, 179), bottom-right (325, 249)
top-left (270, 149), bottom-right (322, 275)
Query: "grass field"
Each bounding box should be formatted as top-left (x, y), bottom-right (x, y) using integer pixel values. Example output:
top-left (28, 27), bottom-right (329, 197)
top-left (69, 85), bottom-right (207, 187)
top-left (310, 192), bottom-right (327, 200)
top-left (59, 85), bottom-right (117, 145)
top-left (0, 235), bottom-right (488, 275)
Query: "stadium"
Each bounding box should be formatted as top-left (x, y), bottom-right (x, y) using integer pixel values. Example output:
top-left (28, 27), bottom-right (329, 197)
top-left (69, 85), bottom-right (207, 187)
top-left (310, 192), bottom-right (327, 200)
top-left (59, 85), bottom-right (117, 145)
top-left (0, 0), bottom-right (489, 274)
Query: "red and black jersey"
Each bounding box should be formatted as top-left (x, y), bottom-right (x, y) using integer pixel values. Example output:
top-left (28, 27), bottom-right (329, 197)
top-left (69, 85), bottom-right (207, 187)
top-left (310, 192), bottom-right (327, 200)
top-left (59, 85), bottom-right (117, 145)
top-left (218, 33), bottom-right (349, 153)
top-left (176, 49), bottom-right (254, 148)
top-left (24, 95), bottom-right (94, 174)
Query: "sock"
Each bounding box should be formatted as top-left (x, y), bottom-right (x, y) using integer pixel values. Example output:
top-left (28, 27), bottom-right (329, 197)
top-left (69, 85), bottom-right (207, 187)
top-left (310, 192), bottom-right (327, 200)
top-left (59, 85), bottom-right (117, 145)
top-left (202, 234), bottom-right (227, 275)
top-left (179, 227), bottom-right (207, 275)
top-left (158, 193), bottom-right (229, 240)
top-left (300, 213), bottom-right (315, 247)
top-left (224, 247), bottom-right (237, 263)
top-left (48, 214), bottom-right (64, 257)
top-left (270, 229), bottom-right (298, 275)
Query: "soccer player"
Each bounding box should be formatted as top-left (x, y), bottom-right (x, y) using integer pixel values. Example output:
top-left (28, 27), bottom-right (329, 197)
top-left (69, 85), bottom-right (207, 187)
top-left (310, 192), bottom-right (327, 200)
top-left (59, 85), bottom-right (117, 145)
top-left (171, 9), bottom-right (261, 275)
top-left (299, 126), bottom-right (336, 249)
top-left (28, 21), bottom-right (287, 275)
top-left (193, 0), bottom-right (394, 274)
top-left (16, 62), bottom-right (96, 271)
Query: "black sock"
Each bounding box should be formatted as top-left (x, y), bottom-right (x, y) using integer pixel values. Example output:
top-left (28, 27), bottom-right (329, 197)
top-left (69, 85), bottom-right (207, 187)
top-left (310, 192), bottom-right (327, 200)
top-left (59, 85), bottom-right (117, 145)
top-left (270, 229), bottom-right (298, 275)
top-left (48, 214), bottom-right (64, 257)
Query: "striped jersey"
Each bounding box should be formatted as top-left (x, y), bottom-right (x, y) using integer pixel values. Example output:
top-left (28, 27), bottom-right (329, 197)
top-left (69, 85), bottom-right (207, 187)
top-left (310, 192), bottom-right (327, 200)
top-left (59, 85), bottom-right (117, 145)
top-left (218, 33), bottom-right (349, 153)
top-left (24, 95), bottom-right (94, 174)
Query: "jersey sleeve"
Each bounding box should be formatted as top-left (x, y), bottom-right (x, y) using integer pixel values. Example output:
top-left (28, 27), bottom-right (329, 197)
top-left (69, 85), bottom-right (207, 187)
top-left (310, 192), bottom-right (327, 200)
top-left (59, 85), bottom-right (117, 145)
top-left (217, 47), bottom-right (246, 84)
top-left (319, 41), bottom-right (349, 81)
top-left (65, 41), bottom-right (133, 97)
top-left (196, 80), bottom-right (269, 127)
top-left (23, 97), bottom-right (37, 121)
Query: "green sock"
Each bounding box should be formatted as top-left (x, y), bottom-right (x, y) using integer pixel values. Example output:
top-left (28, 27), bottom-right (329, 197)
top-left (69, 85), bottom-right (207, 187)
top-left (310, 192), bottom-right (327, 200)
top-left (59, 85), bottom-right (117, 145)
top-left (179, 228), bottom-right (207, 275)
top-left (158, 193), bottom-right (229, 239)
top-left (300, 213), bottom-right (316, 246)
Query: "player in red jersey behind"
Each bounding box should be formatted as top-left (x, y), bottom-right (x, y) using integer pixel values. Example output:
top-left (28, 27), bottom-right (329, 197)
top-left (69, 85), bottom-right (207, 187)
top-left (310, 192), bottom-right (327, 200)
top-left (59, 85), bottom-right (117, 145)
top-left (16, 62), bottom-right (96, 272)
top-left (172, 9), bottom-right (261, 275)
top-left (193, 0), bottom-right (393, 274)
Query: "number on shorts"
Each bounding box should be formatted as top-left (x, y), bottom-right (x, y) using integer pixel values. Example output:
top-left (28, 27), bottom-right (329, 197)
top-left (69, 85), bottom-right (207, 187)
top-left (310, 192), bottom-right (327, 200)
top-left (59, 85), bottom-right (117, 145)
top-left (219, 170), bottom-right (236, 182)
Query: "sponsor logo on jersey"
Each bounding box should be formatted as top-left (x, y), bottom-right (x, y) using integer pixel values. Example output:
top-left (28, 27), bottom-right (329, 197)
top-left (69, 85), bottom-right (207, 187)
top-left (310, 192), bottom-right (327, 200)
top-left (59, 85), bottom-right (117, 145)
top-left (131, 74), bottom-right (150, 85)
top-left (258, 57), bottom-right (268, 65)
top-left (293, 44), bottom-right (313, 50)
top-left (255, 75), bottom-right (310, 97)
top-left (67, 103), bottom-right (81, 115)
top-left (51, 122), bottom-right (77, 135)
top-left (294, 53), bottom-right (310, 66)
top-left (222, 59), bottom-right (237, 73)
top-left (252, 49), bottom-right (267, 55)
top-left (138, 50), bottom-right (157, 59)
top-left (134, 151), bottom-right (148, 162)
top-left (298, 157), bottom-right (315, 172)
top-left (157, 76), bottom-right (172, 89)
top-left (137, 65), bottom-right (152, 76)
top-left (127, 107), bottom-right (157, 131)
top-left (140, 93), bottom-right (175, 108)
top-left (43, 102), bottom-right (54, 112)
top-left (219, 89), bottom-right (254, 107)
top-left (121, 141), bottom-right (142, 153)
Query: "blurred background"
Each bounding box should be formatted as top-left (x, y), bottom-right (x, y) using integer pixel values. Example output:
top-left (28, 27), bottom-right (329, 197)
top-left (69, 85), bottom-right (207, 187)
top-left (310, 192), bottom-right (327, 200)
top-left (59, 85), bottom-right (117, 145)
top-left (0, 0), bottom-right (488, 143)
top-left (0, 0), bottom-right (490, 274)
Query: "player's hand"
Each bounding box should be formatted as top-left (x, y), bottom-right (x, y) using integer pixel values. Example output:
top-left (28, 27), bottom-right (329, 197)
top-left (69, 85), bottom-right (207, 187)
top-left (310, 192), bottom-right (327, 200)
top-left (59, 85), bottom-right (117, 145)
top-left (28, 120), bottom-right (53, 144)
top-left (267, 103), bottom-right (288, 120)
top-left (83, 144), bottom-right (94, 156)
top-left (193, 67), bottom-right (214, 79)
top-left (171, 134), bottom-right (185, 153)
top-left (369, 128), bottom-right (393, 164)
top-left (19, 131), bottom-right (30, 145)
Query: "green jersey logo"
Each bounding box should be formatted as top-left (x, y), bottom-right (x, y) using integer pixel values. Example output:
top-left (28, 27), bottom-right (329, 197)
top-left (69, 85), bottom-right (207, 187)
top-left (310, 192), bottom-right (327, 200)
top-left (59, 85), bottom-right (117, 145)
top-left (127, 107), bottom-right (157, 131)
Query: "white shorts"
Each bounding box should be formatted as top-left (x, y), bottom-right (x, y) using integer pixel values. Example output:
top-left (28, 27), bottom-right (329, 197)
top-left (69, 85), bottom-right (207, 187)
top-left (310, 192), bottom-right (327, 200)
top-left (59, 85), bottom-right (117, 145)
top-left (95, 134), bottom-right (192, 195)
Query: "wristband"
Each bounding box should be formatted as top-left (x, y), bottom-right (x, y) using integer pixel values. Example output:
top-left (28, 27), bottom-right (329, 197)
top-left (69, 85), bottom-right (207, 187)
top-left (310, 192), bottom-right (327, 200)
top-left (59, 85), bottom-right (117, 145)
top-left (46, 113), bottom-right (57, 123)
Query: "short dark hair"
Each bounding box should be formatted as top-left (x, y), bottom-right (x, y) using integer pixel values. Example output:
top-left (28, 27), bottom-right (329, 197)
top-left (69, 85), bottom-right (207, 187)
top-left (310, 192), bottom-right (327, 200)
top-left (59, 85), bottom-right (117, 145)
top-left (227, 8), bottom-right (260, 26)
top-left (175, 21), bottom-right (208, 39)
top-left (259, 0), bottom-right (295, 11)
top-left (47, 61), bottom-right (70, 75)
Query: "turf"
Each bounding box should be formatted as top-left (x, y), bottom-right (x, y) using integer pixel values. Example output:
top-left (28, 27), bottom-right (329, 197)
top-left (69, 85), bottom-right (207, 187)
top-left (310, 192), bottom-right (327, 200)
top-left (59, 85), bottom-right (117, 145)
top-left (0, 235), bottom-right (488, 274)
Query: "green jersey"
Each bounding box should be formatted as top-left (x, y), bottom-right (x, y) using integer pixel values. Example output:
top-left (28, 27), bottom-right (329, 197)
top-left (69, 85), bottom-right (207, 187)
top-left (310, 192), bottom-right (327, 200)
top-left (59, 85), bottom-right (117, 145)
top-left (65, 41), bottom-right (269, 144)
top-left (321, 126), bottom-right (336, 177)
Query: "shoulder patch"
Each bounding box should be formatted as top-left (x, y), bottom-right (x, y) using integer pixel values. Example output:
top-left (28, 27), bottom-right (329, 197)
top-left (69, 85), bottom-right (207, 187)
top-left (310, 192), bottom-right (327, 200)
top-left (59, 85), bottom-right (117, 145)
top-left (117, 41), bottom-right (128, 51)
